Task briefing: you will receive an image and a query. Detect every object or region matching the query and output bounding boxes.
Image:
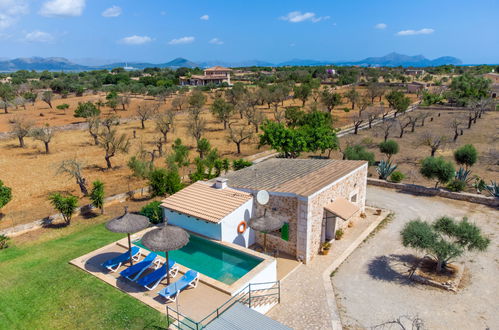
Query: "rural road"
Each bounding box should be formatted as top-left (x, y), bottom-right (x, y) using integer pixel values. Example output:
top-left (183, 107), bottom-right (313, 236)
top-left (332, 186), bottom-right (499, 329)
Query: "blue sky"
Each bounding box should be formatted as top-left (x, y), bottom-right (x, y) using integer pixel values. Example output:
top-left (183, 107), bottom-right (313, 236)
top-left (0, 0), bottom-right (498, 64)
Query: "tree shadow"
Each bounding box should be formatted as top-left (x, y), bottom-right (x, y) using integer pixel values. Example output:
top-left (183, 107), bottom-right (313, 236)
top-left (367, 254), bottom-right (419, 286)
top-left (42, 218), bottom-right (70, 229)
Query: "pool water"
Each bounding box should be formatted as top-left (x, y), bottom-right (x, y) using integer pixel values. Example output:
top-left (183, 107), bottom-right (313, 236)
top-left (134, 234), bottom-right (262, 285)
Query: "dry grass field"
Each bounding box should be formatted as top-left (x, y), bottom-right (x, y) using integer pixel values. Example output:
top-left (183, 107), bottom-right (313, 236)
top-left (0, 86), bottom-right (416, 229)
top-left (333, 109), bottom-right (499, 189)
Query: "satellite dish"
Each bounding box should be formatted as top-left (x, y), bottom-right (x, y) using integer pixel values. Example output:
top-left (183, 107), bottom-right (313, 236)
top-left (256, 190), bottom-right (269, 205)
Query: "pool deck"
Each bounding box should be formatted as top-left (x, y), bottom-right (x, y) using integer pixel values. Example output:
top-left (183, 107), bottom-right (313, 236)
top-left (70, 232), bottom-right (301, 323)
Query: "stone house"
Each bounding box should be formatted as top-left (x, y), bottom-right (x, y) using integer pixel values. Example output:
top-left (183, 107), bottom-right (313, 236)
top-left (160, 158), bottom-right (367, 264)
top-left (222, 159), bottom-right (367, 263)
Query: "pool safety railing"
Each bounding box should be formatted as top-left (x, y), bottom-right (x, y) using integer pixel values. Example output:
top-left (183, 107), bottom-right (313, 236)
top-left (166, 280), bottom-right (281, 330)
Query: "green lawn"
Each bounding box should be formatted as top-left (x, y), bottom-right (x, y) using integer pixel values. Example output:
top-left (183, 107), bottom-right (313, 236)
top-left (0, 221), bottom-right (166, 329)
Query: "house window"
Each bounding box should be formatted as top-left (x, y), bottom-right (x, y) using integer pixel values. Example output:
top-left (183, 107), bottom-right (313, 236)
top-left (350, 194), bottom-right (357, 203)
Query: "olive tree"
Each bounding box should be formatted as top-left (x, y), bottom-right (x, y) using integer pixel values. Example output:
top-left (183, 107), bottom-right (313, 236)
top-left (227, 123), bottom-right (253, 154)
top-left (454, 144), bottom-right (478, 169)
top-left (378, 139), bottom-right (399, 161)
top-left (401, 216), bottom-right (490, 272)
top-left (42, 91), bottom-right (53, 109)
top-left (420, 156), bottom-right (455, 188)
top-left (419, 132), bottom-right (448, 157)
top-left (155, 110), bottom-right (175, 142)
top-left (137, 103), bottom-right (157, 129)
top-left (10, 116), bottom-right (34, 147)
top-left (57, 159), bottom-right (89, 196)
top-left (211, 96), bottom-right (234, 129)
top-left (98, 129), bottom-right (131, 169)
top-left (30, 124), bottom-right (55, 153)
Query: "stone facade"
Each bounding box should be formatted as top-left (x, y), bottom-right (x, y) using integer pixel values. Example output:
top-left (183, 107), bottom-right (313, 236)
top-left (248, 164), bottom-right (368, 264)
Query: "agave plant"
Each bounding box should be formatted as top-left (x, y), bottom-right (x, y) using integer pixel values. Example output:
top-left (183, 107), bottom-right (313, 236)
top-left (377, 160), bottom-right (397, 180)
top-left (455, 167), bottom-right (472, 183)
top-left (485, 181), bottom-right (499, 198)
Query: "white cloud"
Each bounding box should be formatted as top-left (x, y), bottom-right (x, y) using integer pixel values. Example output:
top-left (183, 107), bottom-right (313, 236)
top-left (397, 28), bottom-right (434, 36)
top-left (209, 37), bottom-right (223, 45)
top-left (40, 0), bottom-right (85, 17)
top-left (375, 23), bottom-right (387, 30)
top-left (24, 30), bottom-right (54, 43)
top-left (280, 11), bottom-right (329, 23)
top-left (168, 36), bottom-right (194, 45)
top-left (200, 14), bottom-right (209, 20)
top-left (0, 0), bottom-right (29, 30)
top-left (102, 5), bottom-right (121, 18)
top-left (119, 35), bottom-right (152, 45)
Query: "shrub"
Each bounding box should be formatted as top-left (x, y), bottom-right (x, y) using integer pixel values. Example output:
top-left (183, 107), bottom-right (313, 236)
top-left (335, 229), bottom-right (344, 240)
top-left (148, 168), bottom-right (183, 197)
top-left (0, 179), bottom-right (12, 211)
top-left (0, 234), bottom-right (9, 249)
top-left (89, 180), bottom-right (105, 214)
top-left (420, 157), bottom-right (455, 188)
top-left (127, 156), bottom-right (152, 179)
top-left (48, 193), bottom-right (78, 225)
top-left (344, 145), bottom-right (375, 165)
top-left (446, 179), bottom-right (466, 192)
top-left (56, 103), bottom-right (69, 111)
top-left (401, 216), bottom-right (490, 272)
top-left (139, 201), bottom-right (163, 224)
top-left (74, 102), bottom-right (100, 118)
top-left (390, 171), bottom-right (405, 183)
top-left (232, 159), bottom-right (253, 171)
top-left (378, 139), bottom-right (399, 160)
top-left (454, 144), bottom-right (478, 168)
top-left (485, 181), bottom-right (499, 198)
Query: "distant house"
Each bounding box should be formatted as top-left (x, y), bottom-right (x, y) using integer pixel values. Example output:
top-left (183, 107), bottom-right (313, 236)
top-left (407, 82), bottom-right (427, 94)
top-left (180, 66), bottom-right (232, 86)
top-left (405, 69), bottom-right (425, 76)
top-left (161, 159), bottom-right (367, 264)
top-left (483, 72), bottom-right (499, 84)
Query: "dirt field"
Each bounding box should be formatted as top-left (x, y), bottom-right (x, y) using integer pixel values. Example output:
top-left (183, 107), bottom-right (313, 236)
top-left (0, 86), bottom-right (417, 230)
top-left (333, 109), bottom-right (499, 190)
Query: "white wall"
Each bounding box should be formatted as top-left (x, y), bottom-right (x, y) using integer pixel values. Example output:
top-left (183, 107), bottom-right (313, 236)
top-left (220, 199), bottom-right (255, 248)
top-left (163, 209), bottom-right (221, 240)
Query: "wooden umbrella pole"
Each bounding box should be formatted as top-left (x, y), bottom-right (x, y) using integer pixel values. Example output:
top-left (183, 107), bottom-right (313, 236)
top-left (128, 233), bottom-right (133, 266)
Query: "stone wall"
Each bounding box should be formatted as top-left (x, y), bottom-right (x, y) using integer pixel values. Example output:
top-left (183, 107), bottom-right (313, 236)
top-left (304, 165), bottom-right (368, 263)
top-left (367, 178), bottom-right (499, 207)
top-left (253, 194), bottom-right (299, 257)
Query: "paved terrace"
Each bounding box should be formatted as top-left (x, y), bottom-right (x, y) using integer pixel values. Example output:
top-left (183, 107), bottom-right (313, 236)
top-left (267, 207), bottom-right (390, 330)
top-left (70, 235), bottom-right (300, 324)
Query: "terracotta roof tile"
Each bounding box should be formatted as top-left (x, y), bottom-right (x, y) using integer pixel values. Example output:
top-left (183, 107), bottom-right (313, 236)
top-left (161, 181), bottom-right (252, 223)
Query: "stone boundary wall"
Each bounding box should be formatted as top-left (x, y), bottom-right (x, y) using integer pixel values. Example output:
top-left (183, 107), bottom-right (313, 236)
top-left (0, 186), bottom-right (150, 237)
top-left (367, 178), bottom-right (498, 207)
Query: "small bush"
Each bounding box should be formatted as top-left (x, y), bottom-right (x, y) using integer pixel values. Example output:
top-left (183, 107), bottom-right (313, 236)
top-left (390, 171), bottom-right (405, 183)
top-left (454, 144), bottom-right (478, 168)
top-left (0, 179), bottom-right (12, 210)
top-left (344, 145), bottom-right (375, 165)
top-left (232, 159), bottom-right (253, 171)
top-left (148, 168), bottom-right (183, 197)
top-left (0, 234), bottom-right (9, 249)
top-left (335, 229), bottom-right (344, 240)
top-left (378, 139), bottom-right (399, 160)
top-left (139, 201), bottom-right (163, 224)
top-left (446, 179), bottom-right (466, 192)
top-left (127, 156), bottom-right (152, 179)
top-left (74, 102), bottom-right (100, 118)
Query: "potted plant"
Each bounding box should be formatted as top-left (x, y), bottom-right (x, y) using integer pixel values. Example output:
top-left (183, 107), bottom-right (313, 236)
top-left (335, 229), bottom-right (344, 240)
top-left (321, 242), bottom-right (332, 255)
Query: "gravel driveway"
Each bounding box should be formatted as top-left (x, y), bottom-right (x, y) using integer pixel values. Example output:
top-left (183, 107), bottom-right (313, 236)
top-left (332, 187), bottom-right (498, 329)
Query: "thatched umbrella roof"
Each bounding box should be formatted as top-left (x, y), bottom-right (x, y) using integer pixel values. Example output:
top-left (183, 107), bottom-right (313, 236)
top-left (249, 214), bottom-right (284, 233)
top-left (105, 207), bottom-right (150, 234)
top-left (141, 224), bottom-right (190, 252)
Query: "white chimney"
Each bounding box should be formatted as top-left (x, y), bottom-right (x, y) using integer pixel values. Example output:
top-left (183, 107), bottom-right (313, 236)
top-left (215, 178), bottom-right (228, 189)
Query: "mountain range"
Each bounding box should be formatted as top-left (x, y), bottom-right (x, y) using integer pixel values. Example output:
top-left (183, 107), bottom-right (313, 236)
top-left (0, 53), bottom-right (463, 72)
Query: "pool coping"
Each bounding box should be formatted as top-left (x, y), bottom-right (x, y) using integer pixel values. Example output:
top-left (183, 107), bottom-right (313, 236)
top-left (122, 226), bottom-right (276, 296)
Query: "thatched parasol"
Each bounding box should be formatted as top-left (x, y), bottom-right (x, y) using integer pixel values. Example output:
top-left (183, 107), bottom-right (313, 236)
top-left (106, 206), bottom-right (150, 266)
top-left (249, 211), bottom-right (284, 252)
top-left (141, 223), bottom-right (189, 285)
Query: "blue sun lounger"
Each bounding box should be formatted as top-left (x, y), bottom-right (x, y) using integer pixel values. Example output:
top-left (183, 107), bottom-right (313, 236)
top-left (120, 252), bottom-right (160, 281)
top-left (136, 259), bottom-right (179, 291)
top-left (102, 246), bottom-right (141, 272)
top-left (158, 270), bottom-right (199, 303)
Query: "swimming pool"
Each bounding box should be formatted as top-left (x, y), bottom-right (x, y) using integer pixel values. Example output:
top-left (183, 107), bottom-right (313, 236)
top-left (134, 234), bottom-right (263, 285)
